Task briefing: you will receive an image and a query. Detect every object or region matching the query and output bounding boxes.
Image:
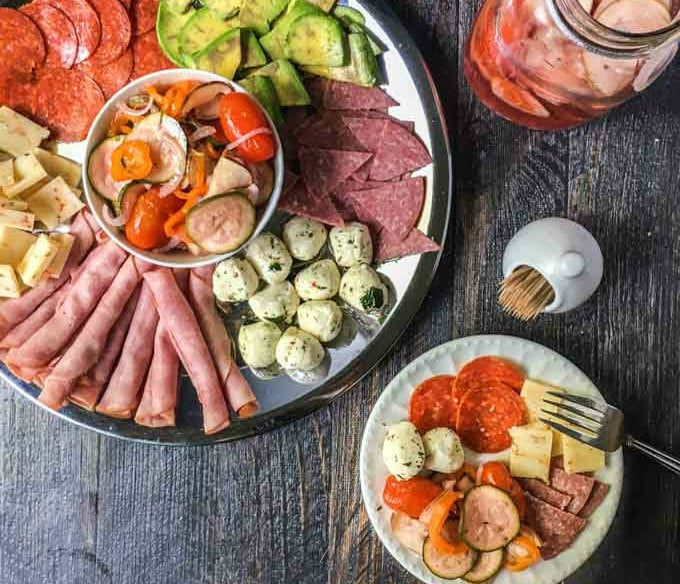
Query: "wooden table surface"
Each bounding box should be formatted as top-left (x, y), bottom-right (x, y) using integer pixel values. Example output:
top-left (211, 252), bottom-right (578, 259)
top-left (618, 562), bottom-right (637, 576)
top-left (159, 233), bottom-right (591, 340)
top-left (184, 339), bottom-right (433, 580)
top-left (2, 1), bottom-right (680, 582)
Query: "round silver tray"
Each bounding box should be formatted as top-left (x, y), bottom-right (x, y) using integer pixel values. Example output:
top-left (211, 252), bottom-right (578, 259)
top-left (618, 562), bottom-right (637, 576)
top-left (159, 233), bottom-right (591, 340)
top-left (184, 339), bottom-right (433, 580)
top-left (0, 0), bottom-right (452, 445)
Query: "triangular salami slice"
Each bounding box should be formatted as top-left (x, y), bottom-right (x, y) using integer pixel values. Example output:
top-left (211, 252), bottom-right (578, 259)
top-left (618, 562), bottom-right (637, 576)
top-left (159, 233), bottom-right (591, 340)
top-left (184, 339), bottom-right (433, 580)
top-left (348, 177), bottom-right (425, 241)
top-left (278, 181), bottom-right (344, 227)
top-left (342, 117), bottom-right (389, 152)
top-left (297, 112), bottom-right (366, 151)
top-left (299, 147), bottom-right (373, 197)
top-left (376, 228), bottom-right (441, 262)
top-left (323, 80), bottom-right (398, 110)
top-left (369, 120), bottom-right (432, 181)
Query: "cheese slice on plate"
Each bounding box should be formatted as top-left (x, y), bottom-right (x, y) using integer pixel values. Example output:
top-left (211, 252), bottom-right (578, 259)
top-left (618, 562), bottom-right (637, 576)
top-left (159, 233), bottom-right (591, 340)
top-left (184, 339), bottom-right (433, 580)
top-left (33, 148), bottom-right (82, 189)
top-left (26, 176), bottom-right (84, 229)
top-left (0, 197), bottom-right (28, 211)
top-left (17, 234), bottom-right (60, 287)
top-left (561, 434), bottom-right (605, 474)
top-left (0, 107), bottom-right (49, 157)
top-left (0, 226), bottom-right (37, 267)
top-left (509, 423), bottom-right (553, 482)
top-left (44, 233), bottom-right (75, 279)
top-left (0, 264), bottom-right (23, 298)
top-left (0, 208), bottom-right (35, 231)
top-left (0, 159), bottom-right (14, 188)
top-left (1, 152), bottom-right (48, 198)
top-left (521, 379), bottom-right (565, 457)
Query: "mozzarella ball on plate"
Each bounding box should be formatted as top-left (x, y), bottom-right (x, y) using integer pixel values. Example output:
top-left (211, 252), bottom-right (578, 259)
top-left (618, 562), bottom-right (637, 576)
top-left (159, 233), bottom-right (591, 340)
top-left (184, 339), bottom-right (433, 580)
top-left (238, 321), bottom-right (282, 368)
top-left (422, 428), bottom-right (465, 473)
top-left (382, 421), bottom-right (425, 480)
top-left (275, 326), bottom-right (325, 371)
top-left (213, 258), bottom-right (259, 302)
top-left (248, 281), bottom-right (299, 323)
top-left (282, 216), bottom-right (327, 261)
top-left (294, 259), bottom-right (341, 301)
top-left (339, 264), bottom-right (388, 313)
top-left (245, 232), bottom-right (293, 284)
top-left (329, 222), bottom-right (373, 267)
top-left (297, 300), bottom-right (343, 343)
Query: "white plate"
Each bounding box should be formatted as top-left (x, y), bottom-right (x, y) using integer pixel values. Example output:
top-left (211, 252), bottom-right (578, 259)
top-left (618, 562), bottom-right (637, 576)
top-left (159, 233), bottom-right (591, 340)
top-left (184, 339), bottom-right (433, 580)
top-left (359, 334), bottom-right (623, 584)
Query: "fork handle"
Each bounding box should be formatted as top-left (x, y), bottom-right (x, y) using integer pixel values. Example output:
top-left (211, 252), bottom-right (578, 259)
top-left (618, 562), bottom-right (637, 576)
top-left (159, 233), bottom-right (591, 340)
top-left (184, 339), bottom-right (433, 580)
top-left (626, 436), bottom-right (680, 475)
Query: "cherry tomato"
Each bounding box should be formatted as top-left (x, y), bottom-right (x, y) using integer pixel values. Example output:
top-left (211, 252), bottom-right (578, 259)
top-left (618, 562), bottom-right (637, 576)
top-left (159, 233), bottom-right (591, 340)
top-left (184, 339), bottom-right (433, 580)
top-left (383, 476), bottom-right (443, 519)
top-left (125, 188), bottom-right (184, 250)
top-left (219, 92), bottom-right (275, 163)
top-left (477, 461), bottom-right (513, 491)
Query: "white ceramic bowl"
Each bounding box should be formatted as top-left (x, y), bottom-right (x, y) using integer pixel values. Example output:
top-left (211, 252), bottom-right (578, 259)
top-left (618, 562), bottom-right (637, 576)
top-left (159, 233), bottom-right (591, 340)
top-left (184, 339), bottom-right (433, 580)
top-left (82, 69), bottom-right (285, 268)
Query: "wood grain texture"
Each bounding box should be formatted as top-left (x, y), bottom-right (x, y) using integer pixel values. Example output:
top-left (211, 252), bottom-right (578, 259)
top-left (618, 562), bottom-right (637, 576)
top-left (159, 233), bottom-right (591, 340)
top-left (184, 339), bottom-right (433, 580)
top-left (1, 0), bottom-right (680, 582)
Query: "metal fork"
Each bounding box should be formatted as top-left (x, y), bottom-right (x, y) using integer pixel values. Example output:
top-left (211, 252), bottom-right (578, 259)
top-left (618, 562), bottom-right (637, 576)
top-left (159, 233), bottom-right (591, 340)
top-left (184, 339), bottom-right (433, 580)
top-left (540, 391), bottom-right (680, 476)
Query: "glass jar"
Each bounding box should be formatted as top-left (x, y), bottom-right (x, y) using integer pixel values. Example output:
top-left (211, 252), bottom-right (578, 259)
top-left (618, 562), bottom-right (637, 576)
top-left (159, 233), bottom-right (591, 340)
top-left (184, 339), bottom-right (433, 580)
top-left (464, 0), bottom-right (680, 129)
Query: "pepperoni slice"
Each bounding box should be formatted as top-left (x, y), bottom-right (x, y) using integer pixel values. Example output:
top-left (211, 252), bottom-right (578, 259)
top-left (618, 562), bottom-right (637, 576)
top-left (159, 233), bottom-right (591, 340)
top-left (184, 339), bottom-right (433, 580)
top-left (77, 47), bottom-right (133, 99)
top-left (408, 375), bottom-right (457, 434)
top-left (0, 8), bottom-right (46, 74)
top-left (85, 0), bottom-right (132, 64)
top-left (0, 68), bottom-right (37, 117)
top-left (456, 385), bottom-right (528, 453)
top-left (20, 2), bottom-right (78, 69)
top-left (130, 30), bottom-right (175, 80)
top-left (131, 0), bottom-right (159, 37)
top-left (455, 356), bottom-right (525, 394)
top-left (45, 0), bottom-right (102, 64)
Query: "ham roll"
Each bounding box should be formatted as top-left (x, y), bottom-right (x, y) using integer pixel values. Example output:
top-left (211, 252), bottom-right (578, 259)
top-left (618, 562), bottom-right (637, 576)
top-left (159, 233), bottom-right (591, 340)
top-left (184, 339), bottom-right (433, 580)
top-left (0, 211), bottom-right (95, 339)
top-left (40, 257), bottom-right (154, 410)
top-left (96, 281), bottom-right (159, 419)
top-left (69, 289), bottom-right (140, 411)
top-left (189, 266), bottom-right (259, 417)
top-left (144, 269), bottom-right (231, 434)
top-left (0, 285), bottom-right (65, 350)
top-left (5, 240), bottom-right (128, 377)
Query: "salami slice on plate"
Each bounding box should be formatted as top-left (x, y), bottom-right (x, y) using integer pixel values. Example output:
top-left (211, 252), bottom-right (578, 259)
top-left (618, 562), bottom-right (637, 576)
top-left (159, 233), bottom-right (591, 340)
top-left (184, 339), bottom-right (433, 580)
top-left (0, 8), bottom-right (46, 74)
top-left (131, 0), bottom-right (160, 37)
top-left (19, 2), bottom-right (78, 69)
top-left (330, 192), bottom-right (358, 223)
top-left (46, 0), bottom-right (101, 64)
top-left (299, 147), bottom-right (373, 197)
top-left (549, 467), bottom-right (595, 515)
top-left (278, 181), bottom-right (344, 227)
top-left (375, 228), bottom-right (441, 262)
top-left (305, 77), bottom-right (329, 108)
top-left (130, 30), bottom-right (175, 80)
top-left (297, 112), bottom-right (366, 151)
top-left (77, 47), bottom-right (134, 99)
top-left (578, 480), bottom-right (610, 518)
top-left (323, 80), bottom-right (399, 110)
top-left (518, 478), bottom-right (573, 511)
top-left (342, 117), bottom-right (388, 152)
top-left (369, 120), bottom-right (432, 181)
top-left (85, 0), bottom-right (132, 64)
top-left (408, 375), bottom-right (457, 433)
top-left (525, 493), bottom-right (587, 560)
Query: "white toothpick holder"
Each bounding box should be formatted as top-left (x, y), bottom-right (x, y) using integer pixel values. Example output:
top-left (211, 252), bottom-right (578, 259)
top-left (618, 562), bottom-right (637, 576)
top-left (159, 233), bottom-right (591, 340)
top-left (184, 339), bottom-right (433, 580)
top-left (502, 218), bottom-right (604, 314)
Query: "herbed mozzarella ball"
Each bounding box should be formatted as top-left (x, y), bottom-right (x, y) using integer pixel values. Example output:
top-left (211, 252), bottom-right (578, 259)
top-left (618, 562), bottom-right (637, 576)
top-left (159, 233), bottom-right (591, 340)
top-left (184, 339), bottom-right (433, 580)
top-left (329, 222), bottom-right (373, 267)
top-left (339, 264), bottom-right (388, 313)
top-left (297, 300), bottom-right (343, 343)
top-left (245, 232), bottom-right (293, 284)
top-left (294, 259), bottom-right (341, 301)
top-left (248, 281), bottom-right (299, 324)
top-left (282, 216), bottom-right (327, 261)
top-left (213, 258), bottom-right (259, 302)
top-left (238, 321), bottom-right (282, 369)
top-left (382, 421), bottom-right (425, 480)
top-left (275, 326), bottom-right (325, 371)
top-left (422, 428), bottom-right (465, 474)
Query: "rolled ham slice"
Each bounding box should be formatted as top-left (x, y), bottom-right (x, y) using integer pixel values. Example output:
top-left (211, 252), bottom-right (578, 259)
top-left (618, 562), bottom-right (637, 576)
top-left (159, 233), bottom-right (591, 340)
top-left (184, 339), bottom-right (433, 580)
top-left (96, 281), bottom-right (159, 419)
top-left (189, 266), bottom-right (259, 417)
top-left (5, 240), bottom-right (128, 377)
top-left (69, 289), bottom-right (140, 411)
top-left (134, 270), bottom-right (189, 428)
top-left (144, 269), bottom-right (230, 434)
top-left (40, 256), bottom-right (154, 410)
top-left (0, 285), bottom-right (65, 350)
top-left (0, 211), bottom-right (95, 339)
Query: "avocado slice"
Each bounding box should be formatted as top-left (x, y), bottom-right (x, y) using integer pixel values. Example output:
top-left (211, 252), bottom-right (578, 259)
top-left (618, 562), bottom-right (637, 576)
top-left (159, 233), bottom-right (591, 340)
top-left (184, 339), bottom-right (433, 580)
top-left (163, 0), bottom-right (194, 15)
top-left (247, 59), bottom-right (310, 106)
top-left (286, 13), bottom-right (348, 67)
top-left (241, 29), bottom-right (268, 68)
top-left (203, 0), bottom-right (242, 20)
top-left (240, 0), bottom-right (290, 35)
top-left (301, 32), bottom-right (378, 87)
top-left (307, 0), bottom-right (336, 11)
top-left (239, 76), bottom-right (284, 128)
top-left (179, 7), bottom-right (240, 65)
top-left (194, 28), bottom-right (243, 80)
top-left (157, 1), bottom-right (196, 66)
top-left (260, 0), bottom-right (323, 60)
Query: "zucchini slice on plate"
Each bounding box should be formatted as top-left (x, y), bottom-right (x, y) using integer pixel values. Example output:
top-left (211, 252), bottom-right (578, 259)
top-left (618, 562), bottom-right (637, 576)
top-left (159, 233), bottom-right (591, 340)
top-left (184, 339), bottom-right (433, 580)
top-left (286, 13), bottom-right (348, 67)
top-left (422, 521), bottom-right (478, 580)
top-left (460, 485), bottom-right (521, 552)
top-left (463, 549), bottom-right (505, 583)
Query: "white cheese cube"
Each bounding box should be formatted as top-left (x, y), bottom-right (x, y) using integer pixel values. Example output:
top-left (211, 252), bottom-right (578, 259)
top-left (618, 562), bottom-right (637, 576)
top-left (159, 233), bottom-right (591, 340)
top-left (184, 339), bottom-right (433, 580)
top-left (1, 152), bottom-right (48, 198)
top-left (26, 176), bottom-right (84, 229)
top-left (17, 234), bottom-right (60, 287)
top-left (0, 226), bottom-right (37, 266)
top-left (0, 197), bottom-right (28, 211)
top-left (521, 379), bottom-right (565, 424)
top-left (561, 434), bottom-right (605, 474)
top-left (0, 208), bottom-right (35, 231)
top-left (0, 107), bottom-right (49, 156)
top-left (509, 424), bottom-right (553, 482)
top-left (44, 233), bottom-right (75, 279)
top-left (0, 159), bottom-right (14, 188)
top-left (0, 264), bottom-right (23, 298)
top-left (33, 148), bottom-right (81, 188)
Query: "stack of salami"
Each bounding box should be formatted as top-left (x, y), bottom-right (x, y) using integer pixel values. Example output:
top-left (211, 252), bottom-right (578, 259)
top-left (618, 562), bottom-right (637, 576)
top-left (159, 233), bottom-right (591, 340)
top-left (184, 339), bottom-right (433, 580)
top-left (0, 210), bottom-right (258, 434)
top-left (520, 457), bottom-right (610, 559)
top-left (0, 0), bottom-right (174, 142)
top-left (280, 78), bottom-right (442, 262)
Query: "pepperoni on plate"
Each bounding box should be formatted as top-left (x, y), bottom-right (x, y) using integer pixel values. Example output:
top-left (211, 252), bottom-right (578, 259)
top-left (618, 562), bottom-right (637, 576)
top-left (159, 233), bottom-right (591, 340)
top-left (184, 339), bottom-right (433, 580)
top-left (408, 375), bottom-right (457, 434)
top-left (33, 68), bottom-right (105, 142)
top-left (46, 0), bottom-right (101, 64)
top-left (85, 0), bottom-right (132, 64)
top-left (77, 47), bottom-right (133, 99)
top-left (0, 7), bottom-right (46, 74)
top-left (456, 385), bottom-right (528, 453)
top-left (19, 2), bottom-right (78, 69)
top-left (130, 0), bottom-right (159, 37)
top-left (455, 356), bottom-right (526, 394)
top-left (130, 30), bottom-right (175, 79)
top-left (0, 68), bottom-right (37, 116)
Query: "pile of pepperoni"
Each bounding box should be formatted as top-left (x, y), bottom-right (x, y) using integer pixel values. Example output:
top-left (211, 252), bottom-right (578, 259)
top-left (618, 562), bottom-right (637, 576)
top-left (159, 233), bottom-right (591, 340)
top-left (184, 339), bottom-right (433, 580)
top-left (0, 0), bottom-right (173, 142)
top-left (409, 356), bottom-right (528, 453)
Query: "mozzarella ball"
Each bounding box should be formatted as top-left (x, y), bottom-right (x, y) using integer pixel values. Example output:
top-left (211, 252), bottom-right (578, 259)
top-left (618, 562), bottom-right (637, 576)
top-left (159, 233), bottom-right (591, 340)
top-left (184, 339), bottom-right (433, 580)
top-left (294, 259), bottom-right (341, 301)
top-left (275, 326), bottom-right (325, 371)
top-left (238, 321), bottom-right (282, 368)
top-left (382, 421), bottom-right (425, 480)
top-left (282, 216), bottom-right (327, 261)
top-left (422, 428), bottom-right (465, 473)
top-left (297, 300), bottom-right (343, 343)
top-left (213, 258), bottom-right (259, 302)
top-left (329, 222), bottom-right (373, 267)
top-left (248, 281), bottom-right (299, 324)
top-left (245, 232), bottom-right (293, 284)
top-left (339, 264), bottom-right (388, 313)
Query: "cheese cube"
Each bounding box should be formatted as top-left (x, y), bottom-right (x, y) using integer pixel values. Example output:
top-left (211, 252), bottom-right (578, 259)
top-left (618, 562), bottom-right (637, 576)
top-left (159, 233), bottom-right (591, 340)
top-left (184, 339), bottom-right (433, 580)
top-left (1, 152), bottom-right (48, 198)
top-left (509, 424), bottom-right (553, 482)
top-left (44, 233), bottom-right (75, 279)
top-left (521, 379), bottom-right (565, 423)
top-left (33, 148), bottom-right (82, 188)
top-left (26, 176), bottom-right (84, 229)
top-left (17, 234), bottom-right (60, 287)
top-left (0, 159), bottom-right (14, 188)
top-left (561, 434), bottom-right (605, 474)
top-left (0, 208), bottom-right (35, 231)
top-left (0, 197), bottom-right (28, 211)
top-left (0, 264), bottom-right (23, 298)
top-left (552, 430), bottom-right (563, 457)
top-left (0, 107), bottom-right (50, 156)
top-left (0, 226), bottom-right (37, 266)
